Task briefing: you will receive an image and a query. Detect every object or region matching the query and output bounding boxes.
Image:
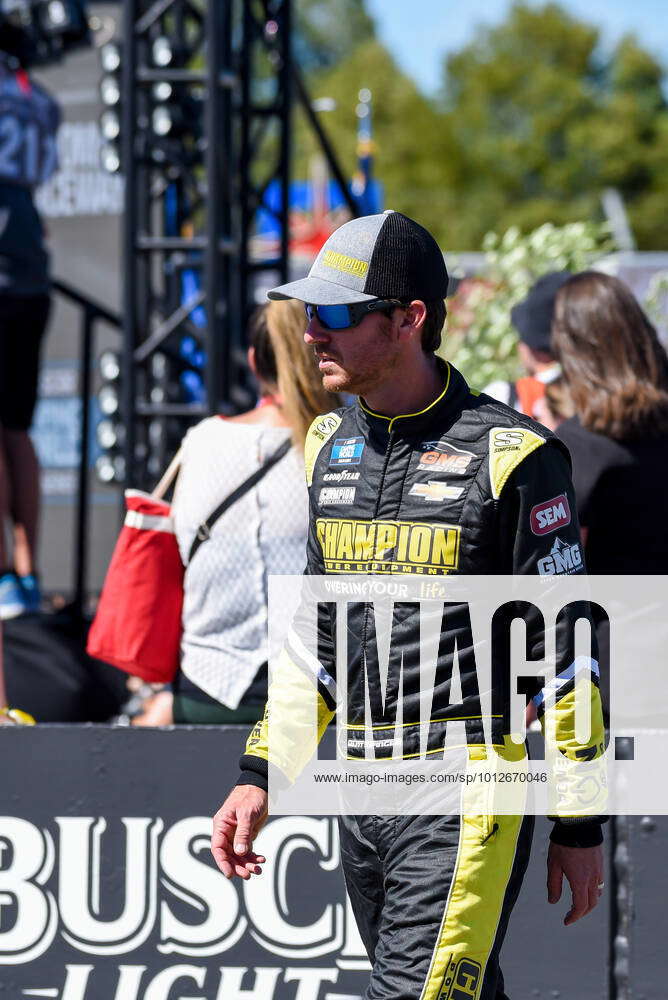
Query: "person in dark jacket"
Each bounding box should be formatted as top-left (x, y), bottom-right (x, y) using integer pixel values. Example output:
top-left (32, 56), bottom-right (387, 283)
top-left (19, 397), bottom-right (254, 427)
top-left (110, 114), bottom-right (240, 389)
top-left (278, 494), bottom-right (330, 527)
top-left (552, 271), bottom-right (668, 575)
top-left (552, 271), bottom-right (668, 720)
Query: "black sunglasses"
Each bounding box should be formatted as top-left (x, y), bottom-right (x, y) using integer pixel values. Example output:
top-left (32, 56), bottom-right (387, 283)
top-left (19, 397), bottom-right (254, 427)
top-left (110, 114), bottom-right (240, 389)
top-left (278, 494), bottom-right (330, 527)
top-left (304, 299), bottom-right (408, 331)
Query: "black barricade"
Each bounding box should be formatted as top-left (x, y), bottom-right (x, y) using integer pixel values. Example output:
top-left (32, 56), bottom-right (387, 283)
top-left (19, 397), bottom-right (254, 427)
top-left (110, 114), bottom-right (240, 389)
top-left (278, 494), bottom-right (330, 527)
top-left (3, 727), bottom-right (665, 999)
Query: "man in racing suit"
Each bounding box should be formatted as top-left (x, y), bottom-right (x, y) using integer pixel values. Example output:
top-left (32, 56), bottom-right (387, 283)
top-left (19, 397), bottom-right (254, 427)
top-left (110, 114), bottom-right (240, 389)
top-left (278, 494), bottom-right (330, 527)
top-left (211, 210), bottom-right (606, 1000)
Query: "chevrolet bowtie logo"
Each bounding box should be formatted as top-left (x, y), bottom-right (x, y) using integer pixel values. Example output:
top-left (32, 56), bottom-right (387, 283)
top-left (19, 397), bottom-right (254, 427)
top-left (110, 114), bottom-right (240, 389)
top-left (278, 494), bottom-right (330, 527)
top-left (409, 481), bottom-right (464, 502)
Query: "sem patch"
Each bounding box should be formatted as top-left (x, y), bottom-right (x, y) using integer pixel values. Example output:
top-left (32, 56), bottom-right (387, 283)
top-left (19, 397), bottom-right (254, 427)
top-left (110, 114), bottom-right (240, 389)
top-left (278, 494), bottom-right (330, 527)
top-left (530, 494), bottom-right (571, 535)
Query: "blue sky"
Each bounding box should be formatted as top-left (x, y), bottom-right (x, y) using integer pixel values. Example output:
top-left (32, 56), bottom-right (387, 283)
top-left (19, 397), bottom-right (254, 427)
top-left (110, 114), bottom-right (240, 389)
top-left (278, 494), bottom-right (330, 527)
top-left (365, 0), bottom-right (668, 95)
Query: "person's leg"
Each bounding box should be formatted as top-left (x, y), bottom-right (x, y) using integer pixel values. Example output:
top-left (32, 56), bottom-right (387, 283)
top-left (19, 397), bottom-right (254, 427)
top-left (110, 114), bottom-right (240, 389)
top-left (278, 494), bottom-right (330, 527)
top-left (0, 336), bottom-right (25, 618)
top-left (0, 306), bottom-right (11, 572)
top-left (0, 622), bottom-right (7, 710)
top-left (0, 437), bottom-right (10, 570)
top-left (342, 811), bottom-right (533, 1000)
top-left (2, 428), bottom-right (40, 576)
top-left (338, 815), bottom-right (386, 965)
top-left (0, 294), bottom-right (50, 585)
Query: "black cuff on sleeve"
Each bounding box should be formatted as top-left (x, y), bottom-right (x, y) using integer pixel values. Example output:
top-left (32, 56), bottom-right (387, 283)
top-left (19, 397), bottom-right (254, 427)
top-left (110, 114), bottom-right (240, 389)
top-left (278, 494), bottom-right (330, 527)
top-left (550, 820), bottom-right (603, 848)
top-left (237, 754), bottom-right (268, 792)
top-left (236, 770), bottom-right (268, 792)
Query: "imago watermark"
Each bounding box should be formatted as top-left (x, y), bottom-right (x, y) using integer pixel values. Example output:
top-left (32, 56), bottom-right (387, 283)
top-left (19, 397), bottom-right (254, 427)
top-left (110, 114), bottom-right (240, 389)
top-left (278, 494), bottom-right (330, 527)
top-left (264, 575), bottom-right (668, 817)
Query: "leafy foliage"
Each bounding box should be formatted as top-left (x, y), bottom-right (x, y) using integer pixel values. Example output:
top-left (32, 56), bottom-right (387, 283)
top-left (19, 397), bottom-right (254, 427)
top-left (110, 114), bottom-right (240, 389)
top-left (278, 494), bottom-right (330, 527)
top-left (439, 4), bottom-right (668, 250)
top-left (294, 0), bottom-right (376, 72)
top-left (293, 40), bottom-right (459, 228)
top-left (442, 221), bottom-right (615, 389)
top-left (292, 2), bottom-right (668, 252)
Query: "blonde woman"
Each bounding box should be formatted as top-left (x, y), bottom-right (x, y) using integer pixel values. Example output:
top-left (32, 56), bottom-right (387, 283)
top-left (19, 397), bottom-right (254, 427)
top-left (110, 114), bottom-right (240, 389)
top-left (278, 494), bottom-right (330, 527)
top-left (136, 299), bottom-right (339, 725)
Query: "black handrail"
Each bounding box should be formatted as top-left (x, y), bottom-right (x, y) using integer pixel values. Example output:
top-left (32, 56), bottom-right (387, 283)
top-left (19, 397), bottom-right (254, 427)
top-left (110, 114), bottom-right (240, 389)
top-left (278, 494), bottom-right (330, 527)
top-left (51, 278), bottom-right (121, 623)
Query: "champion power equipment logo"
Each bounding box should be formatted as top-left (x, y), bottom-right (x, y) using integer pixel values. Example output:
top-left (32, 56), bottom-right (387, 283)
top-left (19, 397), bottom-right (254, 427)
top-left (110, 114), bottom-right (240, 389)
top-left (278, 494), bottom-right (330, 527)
top-left (316, 518), bottom-right (461, 573)
top-left (0, 815), bottom-right (368, 999)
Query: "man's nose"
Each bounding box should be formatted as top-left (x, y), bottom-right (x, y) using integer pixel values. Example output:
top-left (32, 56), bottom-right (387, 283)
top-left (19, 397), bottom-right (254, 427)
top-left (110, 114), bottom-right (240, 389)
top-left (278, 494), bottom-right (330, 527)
top-left (304, 318), bottom-right (330, 344)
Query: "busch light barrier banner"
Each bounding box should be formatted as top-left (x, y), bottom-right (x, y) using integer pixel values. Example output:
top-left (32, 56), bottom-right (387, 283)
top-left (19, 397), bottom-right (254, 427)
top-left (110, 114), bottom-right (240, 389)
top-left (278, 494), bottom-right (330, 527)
top-left (266, 575), bottom-right (667, 817)
top-left (0, 727), bottom-right (370, 1000)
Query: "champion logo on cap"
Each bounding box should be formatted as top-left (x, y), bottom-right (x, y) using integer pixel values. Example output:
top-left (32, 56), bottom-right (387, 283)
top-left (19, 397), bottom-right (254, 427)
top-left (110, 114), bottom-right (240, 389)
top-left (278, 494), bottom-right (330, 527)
top-left (321, 250), bottom-right (369, 278)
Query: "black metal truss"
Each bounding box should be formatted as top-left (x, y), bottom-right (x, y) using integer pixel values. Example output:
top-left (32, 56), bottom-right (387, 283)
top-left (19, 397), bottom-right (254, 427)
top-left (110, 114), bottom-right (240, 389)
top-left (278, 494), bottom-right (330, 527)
top-left (120, 0), bottom-right (293, 489)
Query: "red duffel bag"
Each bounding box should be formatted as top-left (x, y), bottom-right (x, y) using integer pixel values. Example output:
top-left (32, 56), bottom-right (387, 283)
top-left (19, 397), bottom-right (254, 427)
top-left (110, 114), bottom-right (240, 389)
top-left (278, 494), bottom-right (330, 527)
top-left (87, 457), bottom-right (184, 683)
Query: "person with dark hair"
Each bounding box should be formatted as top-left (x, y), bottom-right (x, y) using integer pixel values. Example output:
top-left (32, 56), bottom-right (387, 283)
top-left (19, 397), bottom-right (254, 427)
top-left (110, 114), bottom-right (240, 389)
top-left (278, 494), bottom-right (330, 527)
top-left (133, 299), bottom-right (340, 726)
top-left (485, 272), bottom-right (570, 419)
top-left (551, 270), bottom-right (668, 571)
top-left (211, 212), bottom-right (606, 1000)
top-left (0, 49), bottom-right (59, 618)
top-left (552, 271), bottom-right (668, 720)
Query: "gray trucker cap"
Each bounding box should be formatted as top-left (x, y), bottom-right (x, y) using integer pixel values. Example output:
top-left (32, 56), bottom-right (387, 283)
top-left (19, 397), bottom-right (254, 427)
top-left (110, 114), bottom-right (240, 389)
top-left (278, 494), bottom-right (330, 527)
top-left (267, 210), bottom-right (449, 305)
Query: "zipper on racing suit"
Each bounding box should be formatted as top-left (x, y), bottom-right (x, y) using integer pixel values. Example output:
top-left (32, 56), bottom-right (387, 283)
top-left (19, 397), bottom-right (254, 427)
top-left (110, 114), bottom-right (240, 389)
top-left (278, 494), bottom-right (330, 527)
top-left (360, 426), bottom-right (396, 748)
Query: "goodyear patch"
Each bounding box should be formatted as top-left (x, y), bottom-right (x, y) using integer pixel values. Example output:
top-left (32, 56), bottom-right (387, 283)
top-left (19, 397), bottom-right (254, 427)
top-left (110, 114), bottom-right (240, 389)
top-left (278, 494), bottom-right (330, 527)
top-left (321, 249), bottom-right (369, 278)
top-left (316, 518), bottom-right (461, 574)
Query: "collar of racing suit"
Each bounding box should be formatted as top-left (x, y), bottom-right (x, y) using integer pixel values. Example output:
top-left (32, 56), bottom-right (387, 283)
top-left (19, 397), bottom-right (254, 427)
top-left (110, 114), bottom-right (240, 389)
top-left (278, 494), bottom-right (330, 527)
top-left (356, 358), bottom-right (473, 437)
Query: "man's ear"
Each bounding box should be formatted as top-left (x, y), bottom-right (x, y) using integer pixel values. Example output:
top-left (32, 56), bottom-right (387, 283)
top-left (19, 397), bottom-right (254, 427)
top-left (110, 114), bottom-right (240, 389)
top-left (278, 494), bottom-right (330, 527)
top-left (397, 300), bottom-right (427, 341)
top-left (247, 346), bottom-right (257, 376)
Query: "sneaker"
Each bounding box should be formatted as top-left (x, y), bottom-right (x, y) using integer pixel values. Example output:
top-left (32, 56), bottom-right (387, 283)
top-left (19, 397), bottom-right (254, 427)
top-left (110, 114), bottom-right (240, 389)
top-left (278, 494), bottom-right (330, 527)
top-left (19, 573), bottom-right (41, 614)
top-left (0, 572), bottom-right (28, 620)
top-left (0, 706), bottom-right (36, 725)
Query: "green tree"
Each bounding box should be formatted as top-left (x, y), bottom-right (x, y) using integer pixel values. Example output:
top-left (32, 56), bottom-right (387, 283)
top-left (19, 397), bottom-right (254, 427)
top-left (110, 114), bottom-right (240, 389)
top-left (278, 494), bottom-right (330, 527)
top-left (294, 0), bottom-right (376, 71)
top-left (440, 3), bottom-right (668, 249)
top-left (293, 40), bottom-right (462, 245)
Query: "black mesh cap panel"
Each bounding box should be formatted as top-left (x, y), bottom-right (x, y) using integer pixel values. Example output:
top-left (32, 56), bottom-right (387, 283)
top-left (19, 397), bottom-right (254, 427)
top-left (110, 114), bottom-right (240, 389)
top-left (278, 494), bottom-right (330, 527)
top-left (363, 211), bottom-right (449, 302)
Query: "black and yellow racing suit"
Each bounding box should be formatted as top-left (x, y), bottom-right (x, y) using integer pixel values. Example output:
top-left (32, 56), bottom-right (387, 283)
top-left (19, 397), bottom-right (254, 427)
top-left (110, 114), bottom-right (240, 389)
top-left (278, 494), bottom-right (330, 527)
top-left (237, 362), bottom-right (606, 1000)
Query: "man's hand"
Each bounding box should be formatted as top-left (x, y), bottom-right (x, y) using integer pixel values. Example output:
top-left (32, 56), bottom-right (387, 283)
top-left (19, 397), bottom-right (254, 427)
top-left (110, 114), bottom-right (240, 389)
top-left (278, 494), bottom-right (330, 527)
top-left (211, 785), bottom-right (268, 880)
top-left (547, 843), bottom-right (604, 925)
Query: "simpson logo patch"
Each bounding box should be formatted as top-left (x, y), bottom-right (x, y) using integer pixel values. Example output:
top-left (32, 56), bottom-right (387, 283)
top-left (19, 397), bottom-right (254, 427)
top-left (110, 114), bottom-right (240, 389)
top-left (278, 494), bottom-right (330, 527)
top-left (316, 518), bottom-right (461, 574)
top-left (314, 414), bottom-right (341, 438)
top-left (321, 249), bottom-right (369, 278)
top-left (330, 437), bottom-right (365, 466)
top-left (418, 441), bottom-right (475, 474)
top-left (537, 537), bottom-right (583, 575)
top-left (530, 494), bottom-right (571, 535)
top-left (439, 957), bottom-right (482, 1000)
top-left (319, 487), bottom-right (356, 505)
top-left (492, 429), bottom-right (526, 451)
top-left (409, 481), bottom-right (464, 502)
